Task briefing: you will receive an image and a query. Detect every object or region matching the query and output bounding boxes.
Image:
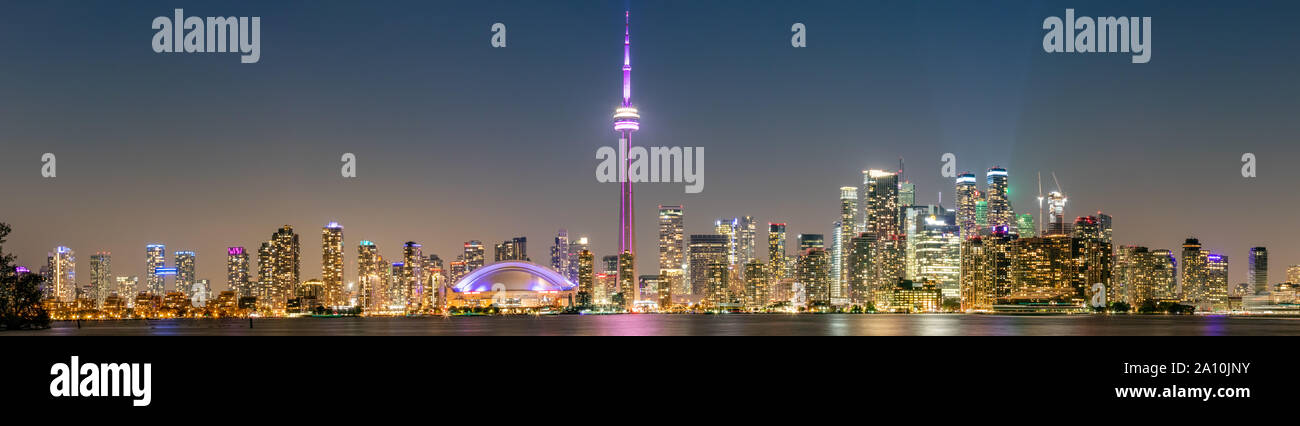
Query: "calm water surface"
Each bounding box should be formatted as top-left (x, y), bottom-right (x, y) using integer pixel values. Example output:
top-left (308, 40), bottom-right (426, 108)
top-left (20, 314), bottom-right (1300, 336)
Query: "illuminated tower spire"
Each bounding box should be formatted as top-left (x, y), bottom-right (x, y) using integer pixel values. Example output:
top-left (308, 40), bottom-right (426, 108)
top-left (614, 10), bottom-right (640, 299)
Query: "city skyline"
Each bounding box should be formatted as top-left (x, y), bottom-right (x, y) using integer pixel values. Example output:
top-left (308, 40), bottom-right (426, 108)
top-left (2, 0), bottom-right (1299, 291)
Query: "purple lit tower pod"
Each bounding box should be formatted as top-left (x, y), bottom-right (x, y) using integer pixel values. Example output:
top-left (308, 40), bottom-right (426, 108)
top-left (613, 10), bottom-right (641, 286)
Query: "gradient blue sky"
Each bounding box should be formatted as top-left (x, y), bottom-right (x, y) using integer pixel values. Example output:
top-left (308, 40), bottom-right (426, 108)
top-left (2, 0), bottom-right (1298, 290)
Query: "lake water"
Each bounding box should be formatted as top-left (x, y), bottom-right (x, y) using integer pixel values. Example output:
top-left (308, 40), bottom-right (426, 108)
top-left (22, 314), bottom-right (1300, 336)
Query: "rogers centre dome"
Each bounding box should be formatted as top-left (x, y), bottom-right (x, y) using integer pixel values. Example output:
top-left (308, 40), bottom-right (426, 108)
top-left (449, 261), bottom-right (577, 309)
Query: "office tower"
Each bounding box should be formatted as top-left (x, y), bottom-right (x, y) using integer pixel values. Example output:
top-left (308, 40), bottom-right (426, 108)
top-left (357, 240), bottom-right (381, 310)
top-left (145, 244), bottom-right (166, 295)
top-left (1046, 191), bottom-right (1068, 235)
top-left (913, 213), bottom-right (962, 300)
top-left (425, 255), bottom-right (445, 310)
top-left (768, 223), bottom-right (787, 280)
top-left (1073, 216), bottom-right (1113, 301)
top-left (613, 10), bottom-right (641, 292)
top-left (657, 270), bottom-right (675, 309)
top-left (193, 279), bottom-right (212, 304)
top-left (577, 250), bottom-right (595, 307)
top-left (115, 276), bottom-right (138, 300)
top-left (48, 246), bottom-right (75, 302)
top-left (864, 169), bottom-right (900, 238)
top-left (657, 205), bottom-right (684, 265)
top-left (838, 187), bottom-right (858, 299)
top-left (550, 229), bottom-right (569, 274)
top-left (848, 233), bottom-right (876, 304)
top-left (743, 260), bottom-right (767, 308)
top-left (1096, 213), bottom-right (1113, 245)
top-left (1016, 214), bottom-right (1035, 237)
top-left (955, 173), bottom-right (978, 239)
top-left (402, 242), bottom-right (425, 309)
top-left (602, 255), bottom-right (620, 273)
top-left (618, 252), bottom-right (635, 309)
top-left (493, 237), bottom-right (528, 262)
top-left (985, 167), bottom-right (1012, 231)
top-left (89, 252), bottom-right (111, 308)
top-left (797, 234), bottom-right (824, 252)
top-left (974, 200), bottom-right (988, 232)
top-left (705, 262), bottom-right (730, 307)
top-left (736, 216), bottom-right (757, 265)
top-left (1288, 264), bottom-right (1300, 285)
top-left (1116, 246), bottom-right (1149, 305)
top-left (796, 248), bottom-right (831, 305)
top-left (899, 181), bottom-right (916, 208)
top-left (1010, 235), bottom-right (1083, 301)
top-left (463, 240), bottom-right (485, 272)
top-left (715, 218), bottom-right (738, 265)
top-left (322, 222), bottom-right (344, 306)
top-left (688, 234), bottom-right (730, 297)
top-left (1249, 247), bottom-right (1267, 295)
top-left (1206, 253), bottom-right (1229, 311)
top-left (1180, 238), bottom-right (1207, 303)
top-left (637, 275), bottom-right (659, 303)
top-left (566, 236), bottom-right (589, 284)
top-left (226, 247), bottom-right (250, 297)
top-left (174, 251), bottom-right (196, 299)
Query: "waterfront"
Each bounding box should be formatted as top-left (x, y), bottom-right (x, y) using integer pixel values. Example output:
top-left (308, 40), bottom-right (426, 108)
top-left (17, 314), bottom-right (1300, 336)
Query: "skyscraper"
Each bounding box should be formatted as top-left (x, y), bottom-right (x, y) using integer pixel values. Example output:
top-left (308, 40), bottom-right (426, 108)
top-left (322, 222), bottom-right (345, 305)
top-left (402, 242), bottom-right (425, 310)
top-left (89, 252), bottom-right (111, 308)
top-left (145, 244), bottom-right (166, 296)
top-left (955, 173), bottom-right (978, 239)
top-left (494, 237), bottom-right (527, 262)
top-left (864, 169), bottom-right (900, 238)
top-left (688, 234), bottom-right (729, 297)
top-left (1016, 214), bottom-right (1035, 237)
top-left (463, 240), bottom-right (485, 273)
top-left (985, 167), bottom-right (1012, 231)
top-left (797, 234), bottom-right (824, 252)
top-left (1249, 247), bottom-right (1267, 295)
top-left (613, 10), bottom-right (640, 291)
top-left (797, 248), bottom-right (830, 305)
top-left (577, 249), bottom-right (594, 307)
top-left (566, 236), bottom-right (589, 284)
top-left (1046, 191), bottom-right (1068, 235)
top-left (1180, 238), bottom-right (1206, 304)
top-left (848, 233), bottom-right (876, 304)
top-left (266, 225), bottom-right (301, 306)
top-left (48, 246), bottom-right (75, 302)
top-left (1207, 253), bottom-right (1229, 312)
top-left (550, 229), bottom-right (569, 275)
top-left (174, 251), bottom-right (196, 299)
top-left (715, 218), bottom-right (738, 265)
top-left (227, 247), bottom-right (250, 297)
top-left (838, 187), bottom-right (858, 299)
top-left (768, 223), bottom-right (787, 280)
top-left (357, 240), bottom-right (382, 310)
top-left (658, 206), bottom-right (684, 271)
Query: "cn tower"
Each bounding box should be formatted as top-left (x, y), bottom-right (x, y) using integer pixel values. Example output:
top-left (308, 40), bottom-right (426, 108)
top-left (613, 10), bottom-right (640, 290)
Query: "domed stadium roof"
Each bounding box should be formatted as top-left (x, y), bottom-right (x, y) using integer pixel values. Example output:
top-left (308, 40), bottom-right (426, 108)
top-left (452, 261), bottom-right (577, 293)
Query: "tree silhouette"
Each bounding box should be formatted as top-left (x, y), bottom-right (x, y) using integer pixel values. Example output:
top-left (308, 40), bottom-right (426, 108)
top-left (0, 223), bottom-right (52, 330)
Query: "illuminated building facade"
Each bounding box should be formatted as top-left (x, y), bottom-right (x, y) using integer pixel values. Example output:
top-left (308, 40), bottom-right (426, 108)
top-left (322, 222), bottom-right (345, 306)
top-left (463, 240), bottom-right (485, 272)
top-left (89, 252), bottom-right (111, 308)
top-left (402, 242), bottom-right (425, 310)
top-left (837, 187), bottom-right (858, 299)
top-left (618, 252), bottom-right (635, 309)
top-left (912, 213), bottom-right (961, 300)
top-left (357, 240), bottom-right (382, 311)
top-left (1073, 216), bottom-right (1113, 302)
top-left (1010, 235), bottom-right (1082, 302)
top-left (744, 260), bottom-right (767, 308)
top-left (174, 251), bottom-right (195, 299)
top-left (577, 249), bottom-right (594, 307)
top-left (1206, 253), bottom-right (1229, 312)
top-left (550, 229), bottom-right (569, 275)
top-left (768, 223), bottom-right (787, 280)
top-left (848, 233), bottom-right (876, 304)
top-left (658, 205), bottom-right (684, 297)
top-left (565, 236), bottom-right (589, 285)
top-left (959, 233), bottom-right (1013, 311)
top-left (955, 173), bottom-right (978, 239)
top-left (1249, 247), bottom-right (1267, 295)
top-left (494, 237), bottom-right (528, 262)
top-left (797, 248), bottom-right (830, 305)
top-left (1180, 238), bottom-right (1207, 303)
top-left (47, 246), bottom-right (76, 302)
top-left (890, 280), bottom-right (941, 313)
top-left (688, 234), bottom-right (729, 297)
top-left (706, 262), bottom-right (729, 308)
top-left (145, 244), bottom-right (165, 295)
top-left (226, 247), bottom-right (250, 297)
top-left (1016, 214), bottom-right (1035, 237)
top-left (985, 167), bottom-right (1012, 231)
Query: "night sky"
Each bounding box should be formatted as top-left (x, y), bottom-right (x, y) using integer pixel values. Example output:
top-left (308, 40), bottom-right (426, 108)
top-left (1, 0), bottom-right (1297, 291)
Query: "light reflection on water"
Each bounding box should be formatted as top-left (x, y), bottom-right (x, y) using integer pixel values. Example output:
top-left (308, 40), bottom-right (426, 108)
top-left (27, 314), bottom-right (1300, 336)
